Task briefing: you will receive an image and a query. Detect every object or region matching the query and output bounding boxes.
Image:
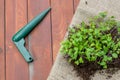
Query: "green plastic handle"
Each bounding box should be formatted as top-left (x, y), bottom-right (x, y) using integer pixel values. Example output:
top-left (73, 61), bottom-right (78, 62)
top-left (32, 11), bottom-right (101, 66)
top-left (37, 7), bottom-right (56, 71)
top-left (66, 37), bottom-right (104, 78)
top-left (12, 7), bottom-right (51, 42)
top-left (12, 7), bottom-right (51, 63)
top-left (15, 39), bottom-right (33, 63)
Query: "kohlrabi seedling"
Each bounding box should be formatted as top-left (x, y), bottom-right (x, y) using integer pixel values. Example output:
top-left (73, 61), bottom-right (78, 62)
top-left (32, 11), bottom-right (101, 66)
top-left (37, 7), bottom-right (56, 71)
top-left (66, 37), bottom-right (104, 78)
top-left (60, 12), bottom-right (120, 68)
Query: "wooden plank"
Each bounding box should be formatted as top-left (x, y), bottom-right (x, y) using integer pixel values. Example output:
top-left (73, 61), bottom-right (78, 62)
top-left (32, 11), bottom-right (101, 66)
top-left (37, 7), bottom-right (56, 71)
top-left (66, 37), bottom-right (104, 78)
top-left (0, 0), bottom-right (5, 80)
top-left (5, 0), bottom-right (29, 80)
top-left (74, 0), bottom-right (80, 12)
top-left (51, 0), bottom-right (74, 61)
top-left (28, 0), bottom-right (52, 80)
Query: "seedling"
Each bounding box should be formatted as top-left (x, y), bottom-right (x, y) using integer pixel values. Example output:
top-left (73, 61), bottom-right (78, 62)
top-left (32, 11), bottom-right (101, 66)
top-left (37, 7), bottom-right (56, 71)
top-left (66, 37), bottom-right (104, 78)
top-left (60, 12), bottom-right (120, 68)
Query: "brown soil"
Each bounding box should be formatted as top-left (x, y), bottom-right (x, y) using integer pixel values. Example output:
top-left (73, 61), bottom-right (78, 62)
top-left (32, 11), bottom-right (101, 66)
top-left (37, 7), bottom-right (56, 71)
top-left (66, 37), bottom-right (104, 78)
top-left (71, 56), bottom-right (120, 80)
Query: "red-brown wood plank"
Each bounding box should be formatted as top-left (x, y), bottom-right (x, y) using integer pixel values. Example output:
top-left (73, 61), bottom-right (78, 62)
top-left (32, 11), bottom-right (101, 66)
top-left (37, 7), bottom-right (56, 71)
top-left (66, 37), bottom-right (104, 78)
top-left (0, 0), bottom-right (5, 80)
top-left (51, 0), bottom-right (74, 61)
top-left (5, 0), bottom-right (29, 80)
top-left (74, 0), bottom-right (80, 12)
top-left (28, 0), bottom-right (52, 80)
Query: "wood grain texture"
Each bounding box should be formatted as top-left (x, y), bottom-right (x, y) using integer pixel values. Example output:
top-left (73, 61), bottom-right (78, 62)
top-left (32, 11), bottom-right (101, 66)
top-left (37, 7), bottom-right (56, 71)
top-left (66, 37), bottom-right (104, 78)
top-left (51, 0), bottom-right (74, 61)
top-left (74, 0), bottom-right (80, 12)
top-left (4, 0), bottom-right (76, 79)
top-left (5, 0), bottom-right (29, 80)
top-left (0, 0), bottom-right (5, 80)
top-left (28, 0), bottom-right (52, 80)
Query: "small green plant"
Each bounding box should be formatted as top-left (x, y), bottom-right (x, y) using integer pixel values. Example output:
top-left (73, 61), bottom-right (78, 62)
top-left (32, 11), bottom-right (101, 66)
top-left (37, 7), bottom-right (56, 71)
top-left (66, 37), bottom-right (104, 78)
top-left (60, 12), bottom-right (120, 68)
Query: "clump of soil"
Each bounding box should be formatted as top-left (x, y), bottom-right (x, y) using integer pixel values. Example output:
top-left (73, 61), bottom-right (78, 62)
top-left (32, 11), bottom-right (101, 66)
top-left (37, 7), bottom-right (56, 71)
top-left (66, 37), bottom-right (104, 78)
top-left (71, 56), bottom-right (120, 80)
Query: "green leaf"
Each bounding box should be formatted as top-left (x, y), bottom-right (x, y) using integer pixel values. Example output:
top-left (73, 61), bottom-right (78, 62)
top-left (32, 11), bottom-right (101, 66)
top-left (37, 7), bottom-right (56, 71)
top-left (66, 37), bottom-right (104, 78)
top-left (86, 52), bottom-right (91, 61)
top-left (68, 58), bottom-right (72, 63)
top-left (112, 53), bottom-right (118, 58)
top-left (73, 53), bottom-right (78, 60)
top-left (103, 65), bottom-right (107, 69)
top-left (118, 27), bottom-right (120, 32)
top-left (68, 49), bottom-right (73, 55)
top-left (81, 21), bottom-right (86, 27)
top-left (107, 57), bottom-right (112, 61)
top-left (90, 22), bottom-right (96, 28)
top-left (91, 56), bottom-right (96, 61)
top-left (103, 56), bottom-right (108, 62)
top-left (75, 61), bottom-right (79, 65)
top-left (100, 61), bottom-right (106, 66)
top-left (78, 37), bottom-right (82, 41)
top-left (94, 29), bottom-right (99, 35)
top-left (117, 21), bottom-right (120, 27)
top-left (111, 16), bottom-right (115, 18)
top-left (103, 46), bottom-right (108, 53)
top-left (79, 57), bottom-right (84, 63)
top-left (99, 12), bottom-right (107, 18)
top-left (90, 43), bottom-right (95, 47)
